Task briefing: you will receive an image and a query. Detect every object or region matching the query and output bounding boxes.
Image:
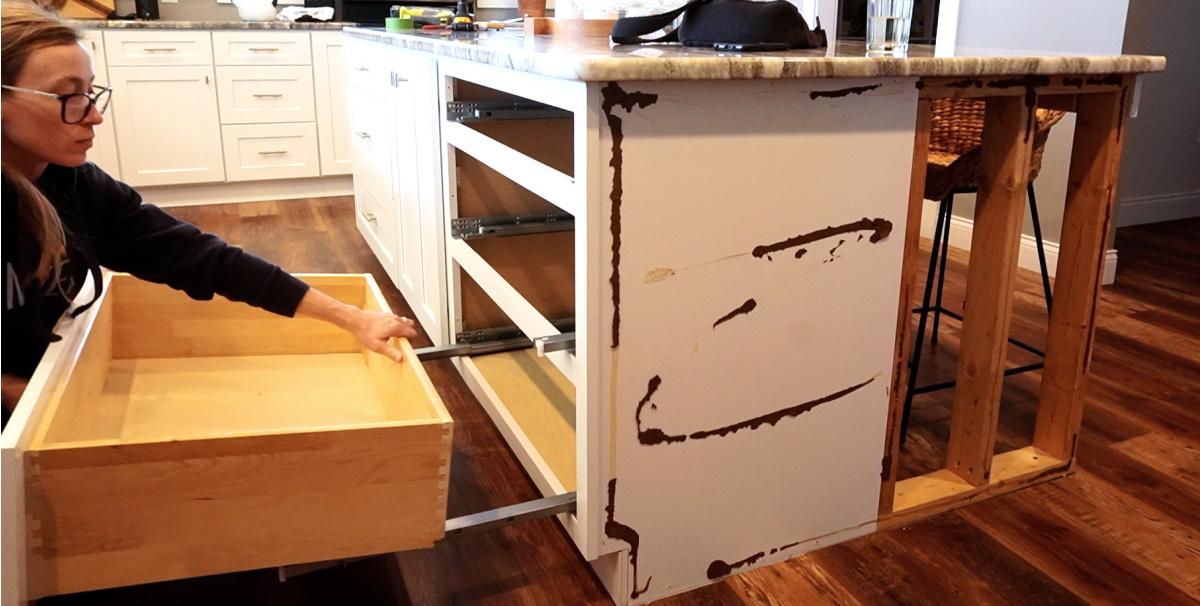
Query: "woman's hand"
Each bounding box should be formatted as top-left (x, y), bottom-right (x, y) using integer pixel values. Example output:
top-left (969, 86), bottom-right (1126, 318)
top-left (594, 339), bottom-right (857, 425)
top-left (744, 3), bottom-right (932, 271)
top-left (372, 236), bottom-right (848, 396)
top-left (344, 308), bottom-right (418, 362)
top-left (295, 288), bottom-right (418, 362)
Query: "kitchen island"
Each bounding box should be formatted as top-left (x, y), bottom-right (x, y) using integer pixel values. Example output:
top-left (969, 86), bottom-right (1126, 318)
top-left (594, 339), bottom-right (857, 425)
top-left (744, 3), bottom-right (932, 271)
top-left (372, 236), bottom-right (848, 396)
top-left (320, 28), bottom-right (1165, 605)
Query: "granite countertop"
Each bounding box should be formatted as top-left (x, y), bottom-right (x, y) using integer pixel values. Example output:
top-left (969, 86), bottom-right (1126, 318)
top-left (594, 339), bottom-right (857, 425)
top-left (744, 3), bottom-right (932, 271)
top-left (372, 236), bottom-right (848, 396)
top-left (344, 27), bottom-right (1166, 82)
top-left (68, 19), bottom-right (352, 30)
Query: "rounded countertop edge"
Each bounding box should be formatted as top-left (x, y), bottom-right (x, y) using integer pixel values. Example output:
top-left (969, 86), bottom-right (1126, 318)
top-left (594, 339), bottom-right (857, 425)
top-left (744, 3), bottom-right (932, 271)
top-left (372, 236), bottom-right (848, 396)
top-left (343, 27), bottom-right (1166, 82)
top-left (67, 20), bottom-right (352, 30)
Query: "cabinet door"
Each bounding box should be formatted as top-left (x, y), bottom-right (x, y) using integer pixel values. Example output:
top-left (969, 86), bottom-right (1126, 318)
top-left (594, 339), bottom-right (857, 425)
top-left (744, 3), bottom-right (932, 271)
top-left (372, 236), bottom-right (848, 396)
top-left (81, 31), bottom-right (121, 179)
top-left (312, 32), bottom-right (351, 176)
top-left (392, 54), bottom-right (446, 345)
top-left (108, 65), bottom-right (225, 186)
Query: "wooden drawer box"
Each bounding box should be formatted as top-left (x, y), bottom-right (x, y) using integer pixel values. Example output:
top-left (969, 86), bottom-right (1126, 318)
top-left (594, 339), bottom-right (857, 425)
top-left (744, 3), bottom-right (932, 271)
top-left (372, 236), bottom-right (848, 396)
top-left (2, 273), bottom-right (452, 601)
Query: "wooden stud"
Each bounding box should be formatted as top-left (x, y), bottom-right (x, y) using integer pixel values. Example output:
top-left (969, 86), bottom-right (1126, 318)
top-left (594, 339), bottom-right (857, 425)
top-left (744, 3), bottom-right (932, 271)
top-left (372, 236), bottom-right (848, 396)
top-left (879, 96), bottom-right (933, 516)
top-left (944, 95), bottom-right (1034, 487)
top-left (1034, 85), bottom-right (1130, 461)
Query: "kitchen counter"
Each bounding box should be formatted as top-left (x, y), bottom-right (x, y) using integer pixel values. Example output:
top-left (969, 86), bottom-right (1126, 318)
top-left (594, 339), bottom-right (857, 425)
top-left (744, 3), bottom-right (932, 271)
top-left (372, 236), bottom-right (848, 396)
top-left (344, 27), bottom-right (1165, 81)
top-left (68, 19), bottom-right (351, 30)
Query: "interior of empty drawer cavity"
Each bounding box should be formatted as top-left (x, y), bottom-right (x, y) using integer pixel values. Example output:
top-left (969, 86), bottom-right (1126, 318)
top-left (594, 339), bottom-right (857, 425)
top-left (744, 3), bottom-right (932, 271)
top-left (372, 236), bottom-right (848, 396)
top-left (447, 79), bottom-right (574, 177)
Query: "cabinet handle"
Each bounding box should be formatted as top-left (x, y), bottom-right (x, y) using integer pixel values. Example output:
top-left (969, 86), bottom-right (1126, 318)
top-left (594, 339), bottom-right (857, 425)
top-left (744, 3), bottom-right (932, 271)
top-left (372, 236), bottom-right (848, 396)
top-left (355, 131), bottom-right (371, 140)
top-left (143, 47), bottom-right (178, 52)
top-left (248, 47), bottom-right (280, 52)
top-left (360, 211), bottom-right (377, 223)
top-left (257, 150), bottom-right (288, 155)
top-left (253, 93), bottom-right (284, 98)
top-left (354, 66), bottom-right (369, 72)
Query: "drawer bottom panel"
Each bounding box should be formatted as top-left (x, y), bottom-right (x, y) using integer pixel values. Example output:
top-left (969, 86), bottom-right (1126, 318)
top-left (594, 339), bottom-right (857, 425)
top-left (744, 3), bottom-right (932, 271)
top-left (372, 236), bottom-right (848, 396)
top-left (458, 349), bottom-right (576, 493)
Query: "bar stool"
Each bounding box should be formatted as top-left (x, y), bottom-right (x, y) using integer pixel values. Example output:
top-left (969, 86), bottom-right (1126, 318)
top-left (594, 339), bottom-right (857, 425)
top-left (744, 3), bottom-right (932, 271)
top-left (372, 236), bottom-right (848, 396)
top-left (900, 99), bottom-right (1066, 442)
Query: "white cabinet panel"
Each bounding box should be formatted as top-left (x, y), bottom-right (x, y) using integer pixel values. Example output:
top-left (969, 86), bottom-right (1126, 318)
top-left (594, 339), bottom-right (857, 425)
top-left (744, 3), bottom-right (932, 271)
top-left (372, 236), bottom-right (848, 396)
top-left (212, 31), bottom-right (312, 66)
top-left (355, 180), bottom-right (400, 286)
top-left (81, 31), bottom-right (120, 179)
top-left (108, 65), bottom-right (225, 186)
top-left (221, 122), bottom-right (320, 181)
top-left (312, 32), bottom-right (351, 176)
top-left (215, 65), bottom-right (316, 125)
top-left (347, 87), bottom-right (394, 211)
top-left (103, 30), bottom-right (212, 66)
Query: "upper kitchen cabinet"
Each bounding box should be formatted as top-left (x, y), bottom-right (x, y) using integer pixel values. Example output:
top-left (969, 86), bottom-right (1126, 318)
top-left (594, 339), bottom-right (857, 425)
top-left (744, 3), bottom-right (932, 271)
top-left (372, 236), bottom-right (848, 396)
top-left (104, 30), bottom-right (225, 187)
top-left (80, 31), bottom-right (120, 179)
top-left (312, 32), bottom-right (352, 176)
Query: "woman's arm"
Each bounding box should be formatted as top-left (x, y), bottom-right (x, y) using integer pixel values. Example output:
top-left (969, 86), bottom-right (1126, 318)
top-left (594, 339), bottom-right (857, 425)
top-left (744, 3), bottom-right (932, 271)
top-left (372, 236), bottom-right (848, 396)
top-left (294, 288), bottom-right (418, 362)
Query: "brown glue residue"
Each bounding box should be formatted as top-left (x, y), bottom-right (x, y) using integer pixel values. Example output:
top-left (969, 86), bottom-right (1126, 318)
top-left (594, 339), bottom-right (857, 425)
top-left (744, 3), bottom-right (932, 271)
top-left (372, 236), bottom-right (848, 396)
top-left (810, 83), bottom-right (882, 100)
top-left (707, 541), bottom-right (802, 580)
top-left (605, 479), bottom-right (652, 599)
top-left (638, 376), bottom-right (877, 445)
top-left (713, 298), bottom-right (757, 328)
top-left (602, 82), bottom-right (659, 349)
top-left (753, 218), bottom-right (892, 259)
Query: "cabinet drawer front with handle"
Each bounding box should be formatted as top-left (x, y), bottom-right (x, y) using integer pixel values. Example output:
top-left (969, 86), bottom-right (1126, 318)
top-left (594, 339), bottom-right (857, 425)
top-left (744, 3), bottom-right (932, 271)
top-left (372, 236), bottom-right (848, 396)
top-left (212, 31), bottom-right (312, 66)
top-left (104, 30), bottom-right (213, 66)
top-left (348, 88), bottom-right (395, 208)
top-left (221, 122), bottom-right (321, 181)
top-left (215, 65), bottom-right (316, 124)
top-left (345, 40), bottom-right (396, 102)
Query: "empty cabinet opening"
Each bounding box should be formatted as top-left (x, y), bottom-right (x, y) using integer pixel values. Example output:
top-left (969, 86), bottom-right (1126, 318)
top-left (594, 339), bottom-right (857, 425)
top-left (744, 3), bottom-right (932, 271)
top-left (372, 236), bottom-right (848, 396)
top-left (34, 275), bottom-right (444, 446)
top-left (447, 79), bottom-right (575, 178)
top-left (456, 274), bottom-right (577, 492)
top-left (891, 243), bottom-right (1058, 511)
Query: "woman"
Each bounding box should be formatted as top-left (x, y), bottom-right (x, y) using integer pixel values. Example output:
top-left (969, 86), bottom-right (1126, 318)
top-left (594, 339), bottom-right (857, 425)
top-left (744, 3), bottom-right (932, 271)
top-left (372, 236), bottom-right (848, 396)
top-left (1, 0), bottom-right (418, 423)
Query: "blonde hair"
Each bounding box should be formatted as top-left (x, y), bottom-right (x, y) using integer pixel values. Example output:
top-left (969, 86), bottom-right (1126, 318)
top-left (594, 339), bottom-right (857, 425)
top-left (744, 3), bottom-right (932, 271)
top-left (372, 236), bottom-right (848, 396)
top-left (2, 0), bottom-right (80, 286)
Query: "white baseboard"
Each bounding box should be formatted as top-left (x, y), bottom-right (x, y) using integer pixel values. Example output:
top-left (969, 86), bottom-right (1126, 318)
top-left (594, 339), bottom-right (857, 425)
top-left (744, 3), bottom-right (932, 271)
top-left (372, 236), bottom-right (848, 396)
top-left (1117, 190), bottom-right (1200, 227)
top-left (135, 175), bottom-right (353, 208)
top-left (920, 200), bottom-right (1120, 286)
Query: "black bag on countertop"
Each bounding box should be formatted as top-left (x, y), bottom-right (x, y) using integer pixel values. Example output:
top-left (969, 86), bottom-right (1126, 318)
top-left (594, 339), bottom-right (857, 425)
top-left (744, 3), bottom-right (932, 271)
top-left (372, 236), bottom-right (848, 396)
top-left (610, 0), bottom-right (827, 51)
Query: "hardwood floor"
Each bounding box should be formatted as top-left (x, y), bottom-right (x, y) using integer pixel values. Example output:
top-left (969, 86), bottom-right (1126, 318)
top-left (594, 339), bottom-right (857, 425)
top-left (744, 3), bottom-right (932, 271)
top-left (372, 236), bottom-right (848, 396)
top-left (39, 200), bottom-right (1200, 606)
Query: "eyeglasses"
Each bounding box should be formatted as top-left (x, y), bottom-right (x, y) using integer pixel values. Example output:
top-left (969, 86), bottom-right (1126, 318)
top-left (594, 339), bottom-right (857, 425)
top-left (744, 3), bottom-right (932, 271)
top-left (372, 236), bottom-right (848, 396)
top-left (1, 84), bottom-right (112, 124)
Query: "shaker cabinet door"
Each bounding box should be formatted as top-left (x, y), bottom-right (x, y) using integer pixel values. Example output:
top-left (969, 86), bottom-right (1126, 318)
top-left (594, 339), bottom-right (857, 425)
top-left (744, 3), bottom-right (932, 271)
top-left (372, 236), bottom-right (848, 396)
top-left (108, 65), bottom-right (226, 187)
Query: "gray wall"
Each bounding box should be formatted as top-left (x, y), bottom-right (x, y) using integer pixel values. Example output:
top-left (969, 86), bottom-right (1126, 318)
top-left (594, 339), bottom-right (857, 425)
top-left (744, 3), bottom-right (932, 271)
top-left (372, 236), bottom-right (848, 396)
top-left (1116, 0), bottom-right (1200, 226)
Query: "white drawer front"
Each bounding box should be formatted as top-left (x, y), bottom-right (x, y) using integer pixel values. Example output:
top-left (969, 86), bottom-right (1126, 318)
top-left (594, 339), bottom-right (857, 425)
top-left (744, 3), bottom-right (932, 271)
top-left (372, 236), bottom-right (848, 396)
top-left (355, 180), bottom-right (398, 281)
top-left (212, 31), bottom-right (312, 66)
top-left (215, 65), bottom-right (316, 125)
top-left (104, 30), bottom-right (213, 66)
top-left (221, 122), bottom-right (320, 181)
top-left (344, 40), bottom-right (393, 101)
top-left (348, 88), bottom-right (394, 210)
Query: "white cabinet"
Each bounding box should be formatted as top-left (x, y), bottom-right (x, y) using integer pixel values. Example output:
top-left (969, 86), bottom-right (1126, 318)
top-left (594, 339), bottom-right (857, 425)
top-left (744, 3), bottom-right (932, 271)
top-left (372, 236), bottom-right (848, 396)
top-left (107, 64), bottom-right (225, 186)
top-left (104, 30), bottom-right (224, 186)
top-left (346, 40), bottom-right (447, 345)
top-left (312, 31), bottom-right (351, 176)
top-left (213, 31), bottom-right (320, 182)
top-left (80, 31), bottom-right (120, 179)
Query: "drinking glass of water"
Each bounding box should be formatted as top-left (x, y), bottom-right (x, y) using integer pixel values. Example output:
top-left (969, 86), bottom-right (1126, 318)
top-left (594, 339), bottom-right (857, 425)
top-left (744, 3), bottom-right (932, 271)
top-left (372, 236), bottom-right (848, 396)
top-left (866, 0), bottom-right (914, 52)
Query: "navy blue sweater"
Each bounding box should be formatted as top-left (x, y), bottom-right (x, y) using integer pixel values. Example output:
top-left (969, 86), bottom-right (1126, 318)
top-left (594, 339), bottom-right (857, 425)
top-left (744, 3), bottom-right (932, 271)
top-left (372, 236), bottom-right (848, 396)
top-left (3, 162), bottom-right (310, 382)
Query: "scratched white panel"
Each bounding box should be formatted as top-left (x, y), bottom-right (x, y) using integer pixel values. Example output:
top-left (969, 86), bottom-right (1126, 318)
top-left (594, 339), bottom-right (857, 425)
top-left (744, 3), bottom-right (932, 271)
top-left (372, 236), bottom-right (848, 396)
top-left (595, 78), bottom-right (918, 603)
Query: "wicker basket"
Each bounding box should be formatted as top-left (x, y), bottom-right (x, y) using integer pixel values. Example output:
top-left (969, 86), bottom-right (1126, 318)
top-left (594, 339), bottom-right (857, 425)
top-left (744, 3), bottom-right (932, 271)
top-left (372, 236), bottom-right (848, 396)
top-left (924, 98), bottom-right (1065, 203)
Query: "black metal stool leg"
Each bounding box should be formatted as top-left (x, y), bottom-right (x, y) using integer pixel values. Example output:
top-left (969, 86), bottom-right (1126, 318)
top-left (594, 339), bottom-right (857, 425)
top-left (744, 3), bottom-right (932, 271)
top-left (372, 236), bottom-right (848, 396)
top-left (1027, 182), bottom-right (1054, 311)
top-left (901, 195), bottom-right (952, 443)
top-left (931, 194), bottom-right (955, 343)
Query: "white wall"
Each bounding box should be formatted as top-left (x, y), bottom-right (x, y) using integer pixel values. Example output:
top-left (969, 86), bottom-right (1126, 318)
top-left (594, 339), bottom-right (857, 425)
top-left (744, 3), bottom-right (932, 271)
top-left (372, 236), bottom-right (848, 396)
top-left (1115, 0), bottom-right (1200, 226)
top-left (935, 0), bottom-right (1132, 246)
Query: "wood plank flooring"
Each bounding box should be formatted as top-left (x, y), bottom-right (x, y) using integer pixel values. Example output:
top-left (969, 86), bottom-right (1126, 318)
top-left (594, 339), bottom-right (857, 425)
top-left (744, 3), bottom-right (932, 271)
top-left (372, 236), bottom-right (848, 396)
top-left (39, 199), bottom-right (1200, 606)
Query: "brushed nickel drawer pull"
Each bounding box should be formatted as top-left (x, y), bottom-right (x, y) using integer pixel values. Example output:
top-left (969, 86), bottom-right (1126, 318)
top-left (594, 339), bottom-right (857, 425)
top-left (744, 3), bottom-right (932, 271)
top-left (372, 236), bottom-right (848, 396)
top-left (143, 47), bottom-right (178, 52)
top-left (248, 47), bottom-right (280, 52)
top-left (355, 131), bottom-right (371, 140)
top-left (354, 66), bottom-right (369, 72)
top-left (253, 93), bottom-right (284, 98)
top-left (257, 150), bottom-right (288, 155)
top-left (360, 211), bottom-right (377, 223)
